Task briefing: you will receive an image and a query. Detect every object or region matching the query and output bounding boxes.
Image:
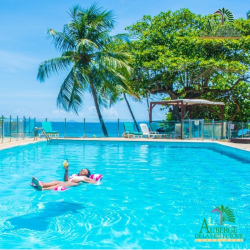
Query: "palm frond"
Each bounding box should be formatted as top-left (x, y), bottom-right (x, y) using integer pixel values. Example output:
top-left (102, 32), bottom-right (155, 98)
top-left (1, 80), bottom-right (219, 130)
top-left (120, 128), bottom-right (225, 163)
top-left (47, 29), bottom-right (76, 52)
top-left (38, 3), bottom-right (134, 121)
top-left (76, 39), bottom-right (99, 53)
top-left (57, 66), bottom-right (88, 114)
top-left (37, 56), bottom-right (72, 82)
top-left (96, 52), bottom-right (132, 74)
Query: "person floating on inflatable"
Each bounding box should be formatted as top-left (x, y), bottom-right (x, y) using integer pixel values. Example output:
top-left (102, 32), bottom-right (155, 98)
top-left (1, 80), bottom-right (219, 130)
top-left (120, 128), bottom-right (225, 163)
top-left (31, 160), bottom-right (102, 191)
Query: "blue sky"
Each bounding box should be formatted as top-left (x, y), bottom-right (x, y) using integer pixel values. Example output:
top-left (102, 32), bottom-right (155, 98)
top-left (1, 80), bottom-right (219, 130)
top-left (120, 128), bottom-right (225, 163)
top-left (0, 0), bottom-right (249, 121)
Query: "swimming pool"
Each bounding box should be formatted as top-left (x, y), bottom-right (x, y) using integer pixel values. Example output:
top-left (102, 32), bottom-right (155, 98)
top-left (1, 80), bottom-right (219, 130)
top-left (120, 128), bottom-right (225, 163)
top-left (0, 140), bottom-right (249, 249)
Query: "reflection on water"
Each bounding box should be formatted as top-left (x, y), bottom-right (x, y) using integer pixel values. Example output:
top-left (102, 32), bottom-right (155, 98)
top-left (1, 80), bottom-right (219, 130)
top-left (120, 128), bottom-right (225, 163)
top-left (4, 202), bottom-right (85, 231)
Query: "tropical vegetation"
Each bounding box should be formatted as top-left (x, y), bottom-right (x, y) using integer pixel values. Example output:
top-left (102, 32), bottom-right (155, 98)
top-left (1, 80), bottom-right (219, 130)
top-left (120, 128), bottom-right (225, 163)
top-left (37, 4), bottom-right (132, 137)
top-left (38, 4), bottom-right (250, 124)
top-left (125, 8), bottom-right (250, 121)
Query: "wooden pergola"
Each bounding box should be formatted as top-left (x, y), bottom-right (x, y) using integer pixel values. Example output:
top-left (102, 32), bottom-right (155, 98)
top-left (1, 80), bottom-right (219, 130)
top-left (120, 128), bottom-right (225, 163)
top-left (149, 99), bottom-right (225, 139)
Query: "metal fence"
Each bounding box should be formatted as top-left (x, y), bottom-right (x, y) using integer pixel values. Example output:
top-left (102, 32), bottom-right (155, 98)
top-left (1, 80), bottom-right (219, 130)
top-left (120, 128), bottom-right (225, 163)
top-left (0, 116), bottom-right (142, 143)
top-left (1, 115), bottom-right (249, 143)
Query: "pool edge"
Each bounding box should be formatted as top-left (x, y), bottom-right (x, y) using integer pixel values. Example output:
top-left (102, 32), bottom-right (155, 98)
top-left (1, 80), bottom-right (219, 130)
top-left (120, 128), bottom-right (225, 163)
top-left (1, 137), bottom-right (250, 154)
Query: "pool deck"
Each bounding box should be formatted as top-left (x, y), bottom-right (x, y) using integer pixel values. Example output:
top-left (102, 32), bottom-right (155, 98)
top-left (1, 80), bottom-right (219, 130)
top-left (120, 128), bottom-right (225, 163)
top-left (1, 137), bottom-right (250, 152)
top-left (0, 138), bottom-right (46, 150)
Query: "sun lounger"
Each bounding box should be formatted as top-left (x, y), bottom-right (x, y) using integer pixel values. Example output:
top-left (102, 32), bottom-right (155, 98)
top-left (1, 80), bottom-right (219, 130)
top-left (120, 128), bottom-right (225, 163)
top-left (41, 122), bottom-right (59, 138)
top-left (123, 123), bottom-right (143, 138)
top-left (140, 123), bottom-right (160, 138)
top-left (149, 122), bottom-right (173, 139)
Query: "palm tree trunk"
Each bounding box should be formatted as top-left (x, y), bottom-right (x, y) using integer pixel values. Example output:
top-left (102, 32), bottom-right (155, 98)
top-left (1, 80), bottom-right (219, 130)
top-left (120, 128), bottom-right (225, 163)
top-left (89, 80), bottom-right (109, 137)
top-left (123, 93), bottom-right (140, 132)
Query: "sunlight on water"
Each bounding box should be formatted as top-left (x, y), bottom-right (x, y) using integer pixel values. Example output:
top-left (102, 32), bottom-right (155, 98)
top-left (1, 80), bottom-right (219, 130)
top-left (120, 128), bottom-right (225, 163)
top-left (0, 141), bottom-right (249, 249)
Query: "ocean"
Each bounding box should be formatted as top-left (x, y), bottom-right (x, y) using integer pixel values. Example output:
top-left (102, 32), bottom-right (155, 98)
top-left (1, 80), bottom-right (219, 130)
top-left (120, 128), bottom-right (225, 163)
top-left (35, 121), bottom-right (143, 138)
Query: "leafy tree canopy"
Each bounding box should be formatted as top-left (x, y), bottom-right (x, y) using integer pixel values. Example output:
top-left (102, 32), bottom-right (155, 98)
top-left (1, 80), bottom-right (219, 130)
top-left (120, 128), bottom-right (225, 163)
top-left (125, 8), bottom-right (250, 121)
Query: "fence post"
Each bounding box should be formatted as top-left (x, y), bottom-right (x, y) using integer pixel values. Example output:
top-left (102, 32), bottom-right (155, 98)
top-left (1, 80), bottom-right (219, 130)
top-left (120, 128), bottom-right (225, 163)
top-left (189, 119), bottom-right (191, 139)
top-left (1, 115), bottom-right (4, 143)
top-left (100, 118), bottom-right (102, 138)
top-left (23, 116), bottom-right (25, 140)
top-left (228, 121), bottom-right (231, 141)
top-left (17, 116), bottom-right (19, 141)
top-left (117, 119), bottom-right (120, 138)
top-left (181, 119), bottom-right (184, 139)
top-left (10, 116), bottom-right (12, 142)
top-left (212, 119), bottom-right (214, 141)
top-left (202, 119), bottom-right (204, 141)
top-left (64, 118), bottom-right (66, 138)
top-left (242, 122), bottom-right (244, 139)
top-left (83, 118), bottom-right (85, 138)
top-left (29, 117), bottom-right (31, 139)
top-left (34, 117), bottom-right (36, 140)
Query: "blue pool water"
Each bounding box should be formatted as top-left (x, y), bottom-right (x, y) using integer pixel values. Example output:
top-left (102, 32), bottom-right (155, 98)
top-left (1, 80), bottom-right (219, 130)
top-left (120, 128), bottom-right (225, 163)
top-left (0, 141), bottom-right (250, 249)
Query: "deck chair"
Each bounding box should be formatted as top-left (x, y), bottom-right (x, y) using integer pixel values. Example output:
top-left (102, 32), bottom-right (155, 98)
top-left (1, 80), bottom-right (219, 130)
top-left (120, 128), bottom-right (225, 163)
top-left (174, 123), bottom-right (182, 139)
top-left (123, 123), bottom-right (143, 138)
top-left (149, 122), bottom-right (173, 139)
top-left (140, 123), bottom-right (159, 138)
top-left (41, 122), bottom-right (59, 138)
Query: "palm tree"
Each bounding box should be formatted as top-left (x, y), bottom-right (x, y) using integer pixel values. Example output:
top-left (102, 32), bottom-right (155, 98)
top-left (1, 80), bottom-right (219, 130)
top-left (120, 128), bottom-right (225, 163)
top-left (37, 4), bottom-right (132, 137)
top-left (214, 8), bottom-right (234, 24)
top-left (247, 10), bottom-right (250, 20)
top-left (123, 93), bottom-right (140, 132)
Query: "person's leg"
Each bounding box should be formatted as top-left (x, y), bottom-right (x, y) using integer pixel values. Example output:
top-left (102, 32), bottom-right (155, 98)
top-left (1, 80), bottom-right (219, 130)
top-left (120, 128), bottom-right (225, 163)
top-left (42, 181), bottom-right (64, 188)
top-left (62, 182), bottom-right (78, 187)
top-left (42, 184), bottom-right (61, 190)
top-left (43, 182), bottom-right (78, 191)
top-left (32, 177), bottom-right (43, 190)
top-left (32, 177), bottom-right (65, 188)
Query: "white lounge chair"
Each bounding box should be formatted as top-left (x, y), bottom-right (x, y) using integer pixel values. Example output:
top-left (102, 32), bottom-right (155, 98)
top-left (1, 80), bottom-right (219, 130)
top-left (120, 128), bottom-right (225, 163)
top-left (140, 123), bottom-right (159, 138)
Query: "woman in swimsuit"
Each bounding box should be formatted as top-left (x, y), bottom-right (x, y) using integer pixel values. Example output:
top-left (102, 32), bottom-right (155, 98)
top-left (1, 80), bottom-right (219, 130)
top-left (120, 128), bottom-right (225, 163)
top-left (31, 165), bottom-right (96, 191)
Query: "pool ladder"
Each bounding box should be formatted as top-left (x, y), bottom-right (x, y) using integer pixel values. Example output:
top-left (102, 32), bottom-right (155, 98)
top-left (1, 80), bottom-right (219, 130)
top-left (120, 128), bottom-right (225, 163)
top-left (34, 127), bottom-right (51, 143)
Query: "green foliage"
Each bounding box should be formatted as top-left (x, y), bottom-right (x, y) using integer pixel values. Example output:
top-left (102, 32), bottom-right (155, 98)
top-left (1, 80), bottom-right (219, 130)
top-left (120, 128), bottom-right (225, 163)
top-left (166, 112), bottom-right (173, 121)
top-left (37, 4), bottom-right (133, 136)
top-left (201, 23), bottom-right (241, 37)
top-left (37, 4), bottom-right (132, 114)
top-left (126, 8), bottom-right (250, 121)
top-left (247, 10), bottom-right (250, 20)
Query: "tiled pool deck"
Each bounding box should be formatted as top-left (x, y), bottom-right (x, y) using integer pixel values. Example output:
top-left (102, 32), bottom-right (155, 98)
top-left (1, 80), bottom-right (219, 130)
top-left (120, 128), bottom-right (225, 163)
top-left (1, 137), bottom-right (250, 152)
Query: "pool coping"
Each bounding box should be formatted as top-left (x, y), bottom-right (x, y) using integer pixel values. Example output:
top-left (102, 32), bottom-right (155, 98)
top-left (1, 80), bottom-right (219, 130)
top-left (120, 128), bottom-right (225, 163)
top-left (0, 138), bottom-right (46, 150)
top-left (1, 137), bottom-right (250, 153)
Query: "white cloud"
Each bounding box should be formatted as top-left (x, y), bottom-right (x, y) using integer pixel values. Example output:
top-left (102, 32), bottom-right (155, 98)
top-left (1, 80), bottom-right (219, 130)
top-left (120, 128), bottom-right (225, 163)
top-left (0, 50), bottom-right (40, 72)
top-left (102, 107), bottom-right (118, 118)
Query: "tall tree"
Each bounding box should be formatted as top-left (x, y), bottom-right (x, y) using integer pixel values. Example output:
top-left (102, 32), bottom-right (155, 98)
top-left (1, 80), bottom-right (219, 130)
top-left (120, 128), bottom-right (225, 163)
top-left (37, 4), bottom-right (132, 137)
top-left (247, 10), bottom-right (250, 20)
top-left (123, 93), bottom-right (140, 132)
top-left (126, 9), bottom-right (250, 120)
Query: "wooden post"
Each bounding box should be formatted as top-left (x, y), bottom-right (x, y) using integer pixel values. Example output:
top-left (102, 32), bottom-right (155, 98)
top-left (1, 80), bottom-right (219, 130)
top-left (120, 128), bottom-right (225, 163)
top-left (181, 102), bottom-right (184, 139)
top-left (189, 107), bottom-right (192, 119)
top-left (220, 105), bottom-right (225, 139)
top-left (149, 103), bottom-right (152, 123)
